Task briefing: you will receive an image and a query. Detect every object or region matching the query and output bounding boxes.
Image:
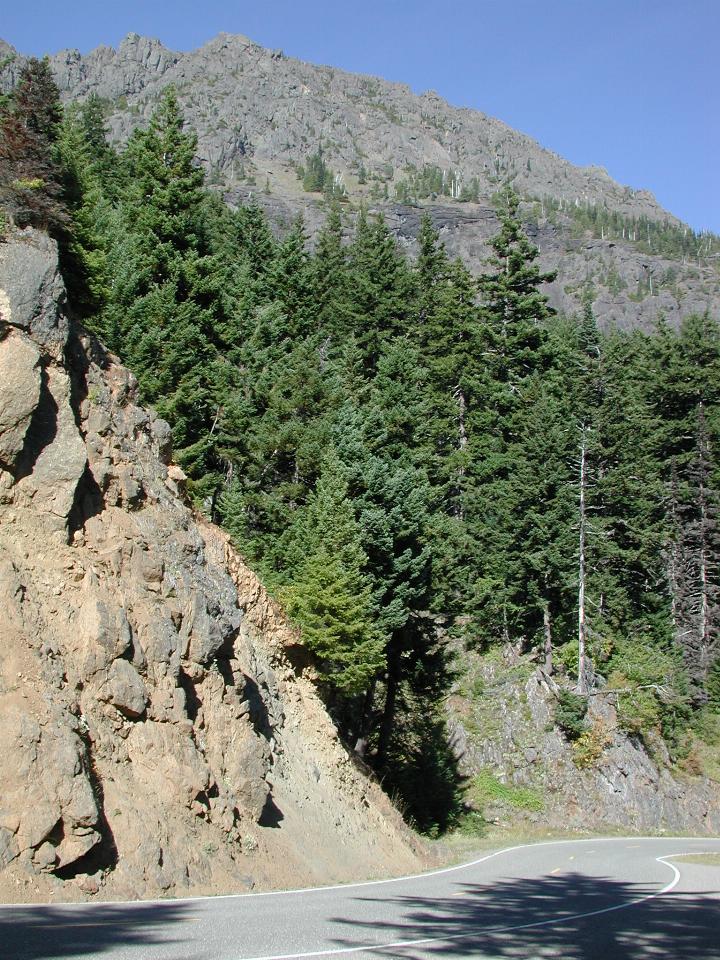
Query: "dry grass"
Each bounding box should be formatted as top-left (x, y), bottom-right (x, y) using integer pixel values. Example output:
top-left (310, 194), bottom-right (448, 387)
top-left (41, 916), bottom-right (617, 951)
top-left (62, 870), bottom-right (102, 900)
top-left (670, 853), bottom-right (720, 867)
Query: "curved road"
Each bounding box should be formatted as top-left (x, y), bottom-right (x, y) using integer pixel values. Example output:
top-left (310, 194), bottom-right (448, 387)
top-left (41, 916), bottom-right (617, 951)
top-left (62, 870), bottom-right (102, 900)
top-left (3, 837), bottom-right (719, 959)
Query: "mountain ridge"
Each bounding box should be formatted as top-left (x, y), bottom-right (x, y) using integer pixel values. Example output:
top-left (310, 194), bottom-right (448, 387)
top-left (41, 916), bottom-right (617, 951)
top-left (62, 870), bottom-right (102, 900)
top-left (3, 30), bottom-right (716, 332)
top-left (0, 31), bottom-right (681, 224)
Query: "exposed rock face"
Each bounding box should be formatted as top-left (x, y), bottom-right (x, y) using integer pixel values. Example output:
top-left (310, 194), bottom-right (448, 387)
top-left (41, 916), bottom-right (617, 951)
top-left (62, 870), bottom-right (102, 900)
top-left (232, 192), bottom-right (718, 335)
top-left (25, 34), bottom-right (671, 222)
top-left (0, 229), bottom-right (423, 903)
top-left (448, 648), bottom-right (720, 835)
top-left (1, 32), bottom-right (716, 331)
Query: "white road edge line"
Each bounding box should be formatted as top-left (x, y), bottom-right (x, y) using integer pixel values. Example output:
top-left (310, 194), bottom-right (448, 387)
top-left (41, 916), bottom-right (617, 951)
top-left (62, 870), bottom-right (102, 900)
top-left (239, 852), bottom-right (693, 960)
top-left (0, 836), bottom-right (715, 910)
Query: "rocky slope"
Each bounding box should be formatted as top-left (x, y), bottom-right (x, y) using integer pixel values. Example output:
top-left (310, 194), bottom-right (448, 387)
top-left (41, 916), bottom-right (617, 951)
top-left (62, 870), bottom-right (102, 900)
top-left (1, 31), bottom-right (717, 331)
top-left (448, 647), bottom-right (720, 836)
top-left (0, 33), bottom-right (673, 220)
top-left (0, 227), bottom-right (425, 903)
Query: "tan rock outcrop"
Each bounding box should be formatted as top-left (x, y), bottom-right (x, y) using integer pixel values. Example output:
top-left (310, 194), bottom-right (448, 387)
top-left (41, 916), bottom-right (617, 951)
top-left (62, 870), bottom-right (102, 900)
top-left (0, 228), bottom-right (424, 903)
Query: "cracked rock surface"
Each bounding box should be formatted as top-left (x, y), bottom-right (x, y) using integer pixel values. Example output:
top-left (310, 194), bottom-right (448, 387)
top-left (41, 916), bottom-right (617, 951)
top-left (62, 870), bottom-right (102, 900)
top-left (447, 646), bottom-right (720, 835)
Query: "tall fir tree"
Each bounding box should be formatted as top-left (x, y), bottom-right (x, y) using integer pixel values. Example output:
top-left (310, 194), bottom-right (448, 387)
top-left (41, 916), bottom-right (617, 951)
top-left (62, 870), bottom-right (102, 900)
top-left (281, 456), bottom-right (384, 701)
top-left (464, 187), bottom-right (558, 646)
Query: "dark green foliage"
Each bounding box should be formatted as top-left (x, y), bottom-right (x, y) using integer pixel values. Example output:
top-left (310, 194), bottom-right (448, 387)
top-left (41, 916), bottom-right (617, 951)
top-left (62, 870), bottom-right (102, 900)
top-left (54, 103), bottom-right (115, 316)
top-left (379, 698), bottom-right (464, 835)
top-left (555, 689), bottom-right (588, 740)
top-left (95, 88), bottom-right (231, 483)
top-left (478, 188), bottom-right (556, 374)
top-left (345, 210), bottom-right (414, 370)
top-left (456, 189), bottom-right (561, 645)
top-left (18, 81), bottom-right (715, 827)
top-left (300, 147), bottom-right (345, 199)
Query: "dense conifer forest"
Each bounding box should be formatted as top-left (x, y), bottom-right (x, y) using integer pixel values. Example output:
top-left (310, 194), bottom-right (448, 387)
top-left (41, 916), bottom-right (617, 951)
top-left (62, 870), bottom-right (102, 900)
top-left (2, 60), bottom-right (719, 832)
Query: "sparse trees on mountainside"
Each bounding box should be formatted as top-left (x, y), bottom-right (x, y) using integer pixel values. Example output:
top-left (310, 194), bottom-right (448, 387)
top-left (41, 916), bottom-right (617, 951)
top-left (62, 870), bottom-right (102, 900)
top-left (301, 148), bottom-right (345, 199)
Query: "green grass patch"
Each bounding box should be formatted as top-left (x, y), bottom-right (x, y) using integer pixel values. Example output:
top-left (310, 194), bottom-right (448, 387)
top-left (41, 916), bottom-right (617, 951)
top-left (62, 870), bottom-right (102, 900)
top-left (469, 769), bottom-right (544, 813)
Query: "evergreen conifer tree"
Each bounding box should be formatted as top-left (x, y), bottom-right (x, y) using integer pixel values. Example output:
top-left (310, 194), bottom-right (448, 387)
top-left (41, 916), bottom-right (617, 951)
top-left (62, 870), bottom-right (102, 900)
top-left (282, 457), bottom-right (384, 698)
top-left (0, 57), bottom-right (68, 231)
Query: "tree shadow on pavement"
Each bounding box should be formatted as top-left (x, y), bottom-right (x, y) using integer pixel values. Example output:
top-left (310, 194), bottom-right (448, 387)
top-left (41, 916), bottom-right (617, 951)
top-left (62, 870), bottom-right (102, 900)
top-left (332, 871), bottom-right (720, 959)
top-left (0, 900), bottom-right (195, 960)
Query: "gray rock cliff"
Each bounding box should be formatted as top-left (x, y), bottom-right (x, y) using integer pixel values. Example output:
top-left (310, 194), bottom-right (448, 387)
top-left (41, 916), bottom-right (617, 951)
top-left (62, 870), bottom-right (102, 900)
top-left (448, 647), bottom-right (720, 836)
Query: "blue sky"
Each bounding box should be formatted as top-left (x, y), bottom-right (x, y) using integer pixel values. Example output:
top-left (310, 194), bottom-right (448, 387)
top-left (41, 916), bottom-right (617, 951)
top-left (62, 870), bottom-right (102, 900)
top-left (3, 0), bottom-right (718, 232)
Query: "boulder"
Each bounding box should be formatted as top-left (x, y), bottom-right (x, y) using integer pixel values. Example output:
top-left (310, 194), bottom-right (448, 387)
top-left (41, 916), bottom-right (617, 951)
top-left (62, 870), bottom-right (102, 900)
top-left (0, 229), bottom-right (68, 358)
top-left (102, 660), bottom-right (148, 718)
top-left (0, 330), bottom-right (42, 470)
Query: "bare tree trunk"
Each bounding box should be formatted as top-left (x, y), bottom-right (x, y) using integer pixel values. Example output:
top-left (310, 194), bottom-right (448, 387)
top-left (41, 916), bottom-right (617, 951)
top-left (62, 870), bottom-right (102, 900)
top-left (695, 403), bottom-right (717, 679)
top-left (453, 384), bottom-right (467, 520)
top-left (375, 636), bottom-right (402, 770)
top-left (700, 540), bottom-right (710, 676)
top-left (578, 427), bottom-right (589, 695)
top-left (698, 413), bottom-right (710, 676)
top-left (502, 605), bottom-right (510, 646)
top-left (353, 681), bottom-right (376, 758)
top-left (667, 466), bottom-right (682, 639)
top-left (543, 602), bottom-right (553, 674)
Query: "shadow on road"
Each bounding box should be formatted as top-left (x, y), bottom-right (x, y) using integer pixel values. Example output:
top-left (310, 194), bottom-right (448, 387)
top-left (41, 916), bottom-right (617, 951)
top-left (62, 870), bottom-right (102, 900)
top-left (332, 871), bottom-right (720, 959)
top-left (0, 900), bottom-right (193, 960)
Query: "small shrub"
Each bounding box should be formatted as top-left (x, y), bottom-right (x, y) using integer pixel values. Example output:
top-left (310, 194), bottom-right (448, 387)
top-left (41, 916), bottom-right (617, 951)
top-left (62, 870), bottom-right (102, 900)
top-left (554, 639), bottom-right (578, 676)
top-left (612, 680), bottom-right (661, 735)
top-left (572, 719), bottom-right (612, 768)
top-left (455, 809), bottom-right (487, 837)
top-left (12, 177), bottom-right (45, 191)
top-left (460, 673), bottom-right (485, 699)
top-left (677, 743), bottom-right (704, 777)
top-left (555, 689), bottom-right (588, 740)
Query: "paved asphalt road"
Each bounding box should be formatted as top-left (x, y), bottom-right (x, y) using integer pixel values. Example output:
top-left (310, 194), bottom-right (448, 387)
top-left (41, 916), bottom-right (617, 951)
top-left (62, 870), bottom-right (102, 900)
top-left (2, 837), bottom-right (719, 960)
